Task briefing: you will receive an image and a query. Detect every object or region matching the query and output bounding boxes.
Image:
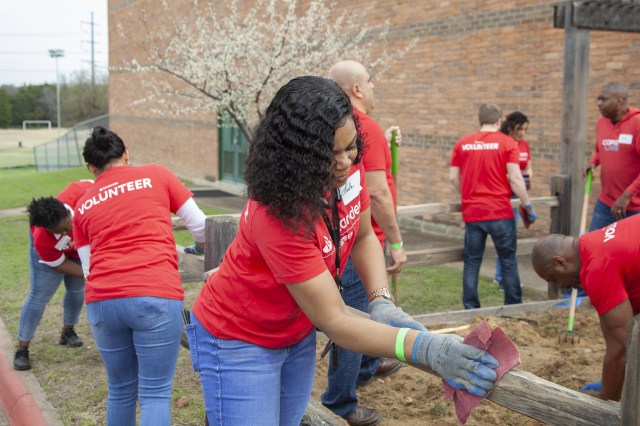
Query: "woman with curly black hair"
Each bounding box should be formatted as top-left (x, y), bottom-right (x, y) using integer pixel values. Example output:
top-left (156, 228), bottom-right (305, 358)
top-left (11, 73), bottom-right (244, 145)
top-left (187, 76), bottom-right (501, 425)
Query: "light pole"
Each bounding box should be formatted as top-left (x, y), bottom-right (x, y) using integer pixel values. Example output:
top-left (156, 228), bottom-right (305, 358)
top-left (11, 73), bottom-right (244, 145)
top-left (48, 49), bottom-right (64, 137)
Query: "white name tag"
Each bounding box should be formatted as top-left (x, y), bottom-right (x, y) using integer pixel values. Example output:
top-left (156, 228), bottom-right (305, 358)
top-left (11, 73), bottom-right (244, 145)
top-left (619, 134), bottom-right (633, 145)
top-left (339, 170), bottom-right (361, 205)
top-left (54, 235), bottom-right (71, 251)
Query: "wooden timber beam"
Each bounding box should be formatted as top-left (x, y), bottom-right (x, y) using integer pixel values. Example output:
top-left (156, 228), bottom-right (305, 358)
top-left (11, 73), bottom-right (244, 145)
top-left (176, 244), bottom-right (205, 277)
top-left (396, 196), bottom-right (557, 218)
top-left (405, 237), bottom-right (537, 268)
top-left (555, 0), bottom-right (640, 33)
top-left (621, 316), bottom-right (640, 424)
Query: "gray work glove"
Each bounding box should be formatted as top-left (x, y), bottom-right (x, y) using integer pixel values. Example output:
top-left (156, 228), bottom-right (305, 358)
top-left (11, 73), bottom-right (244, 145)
top-left (368, 298), bottom-right (426, 332)
top-left (413, 332), bottom-right (499, 397)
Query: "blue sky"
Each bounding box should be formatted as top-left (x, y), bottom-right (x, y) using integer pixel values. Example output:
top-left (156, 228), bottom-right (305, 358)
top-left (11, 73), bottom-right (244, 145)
top-left (0, 0), bottom-right (108, 86)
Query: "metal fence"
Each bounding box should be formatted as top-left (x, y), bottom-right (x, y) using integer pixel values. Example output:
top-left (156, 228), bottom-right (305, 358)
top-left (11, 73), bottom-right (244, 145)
top-left (34, 115), bottom-right (109, 172)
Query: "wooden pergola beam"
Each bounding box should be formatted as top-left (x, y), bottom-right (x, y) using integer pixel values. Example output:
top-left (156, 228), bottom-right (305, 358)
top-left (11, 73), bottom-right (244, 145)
top-left (555, 0), bottom-right (640, 33)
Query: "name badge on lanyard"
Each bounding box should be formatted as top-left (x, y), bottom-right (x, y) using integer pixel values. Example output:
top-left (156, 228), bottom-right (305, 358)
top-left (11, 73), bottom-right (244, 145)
top-left (339, 170), bottom-right (361, 205)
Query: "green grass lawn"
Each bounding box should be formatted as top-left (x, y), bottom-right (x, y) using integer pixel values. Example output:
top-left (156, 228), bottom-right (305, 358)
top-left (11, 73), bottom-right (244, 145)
top-left (0, 149), bottom-right (35, 168)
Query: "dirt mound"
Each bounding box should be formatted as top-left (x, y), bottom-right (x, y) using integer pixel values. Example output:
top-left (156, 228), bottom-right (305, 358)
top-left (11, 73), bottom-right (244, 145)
top-left (312, 307), bottom-right (605, 425)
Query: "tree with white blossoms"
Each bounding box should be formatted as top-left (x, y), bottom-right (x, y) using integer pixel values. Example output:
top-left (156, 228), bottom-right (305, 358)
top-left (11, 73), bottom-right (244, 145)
top-left (118, 0), bottom-right (414, 141)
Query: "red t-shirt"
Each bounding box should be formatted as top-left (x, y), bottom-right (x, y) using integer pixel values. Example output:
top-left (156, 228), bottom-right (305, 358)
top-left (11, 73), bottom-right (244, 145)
top-left (517, 139), bottom-right (530, 173)
top-left (590, 107), bottom-right (640, 211)
top-left (73, 165), bottom-right (193, 303)
top-left (579, 214), bottom-right (640, 316)
top-left (450, 131), bottom-right (520, 222)
top-left (355, 107), bottom-right (396, 246)
top-left (192, 163), bottom-right (371, 349)
top-left (31, 180), bottom-right (93, 267)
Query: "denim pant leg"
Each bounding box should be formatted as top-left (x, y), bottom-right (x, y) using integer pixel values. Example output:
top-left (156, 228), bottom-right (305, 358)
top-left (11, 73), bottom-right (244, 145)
top-left (87, 297), bottom-right (183, 426)
top-left (17, 239), bottom-right (65, 342)
top-left (589, 199), bottom-right (640, 231)
top-left (462, 222), bottom-right (487, 309)
top-left (494, 207), bottom-right (519, 282)
top-left (186, 313), bottom-right (316, 426)
top-left (62, 259), bottom-right (85, 326)
top-left (321, 257), bottom-right (380, 418)
top-left (489, 219), bottom-right (522, 305)
top-left (589, 199), bottom-right (616, 231)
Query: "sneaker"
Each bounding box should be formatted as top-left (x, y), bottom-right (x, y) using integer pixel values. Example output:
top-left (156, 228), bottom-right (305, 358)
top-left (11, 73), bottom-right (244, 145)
top-left (13, 347), bottom-right (31, 370)
top-left (184, 242), bottom-right (204, 255)
top-left (59, 328), bottom-right (83, 347)
top-left (346, 406), bottom-right (382, 426)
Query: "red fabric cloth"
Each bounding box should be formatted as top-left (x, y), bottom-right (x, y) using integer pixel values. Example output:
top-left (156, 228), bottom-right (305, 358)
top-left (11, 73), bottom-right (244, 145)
top-left (31, 180), bottom-right (93, 266)
top-left (517, 139), bottom-right (530, 172)
top-left (579, 214), bottom-right (640, 315)
top-left (193, 163), bottom-right (371, 349)
top-left (443, 321), bottom-right (521, 423)
top-left (590, 107), bottom-right (640, 210)
top-left (73, 164), bottom-right (193, 303)
top-left (450, 131), bottom-right (520, 223)
top-left (354, 107), bottom-right (396, 246)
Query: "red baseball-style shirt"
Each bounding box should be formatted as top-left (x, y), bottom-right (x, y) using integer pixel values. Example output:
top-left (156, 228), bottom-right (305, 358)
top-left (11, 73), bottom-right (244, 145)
top-left (192, 163), bottom-right (370, 349)
top-left (31, 180), bottom-right (93, 267)
top-left (590, 107), bottom-right (640, 210)
top-left (73, 164), bottom-right (193, 303)
top-left (579, 214), bottom-right (640, 315)
top-left (355, 107), bottom-right (396, 246)
top-left (450, 131), bottom-right (520, 223)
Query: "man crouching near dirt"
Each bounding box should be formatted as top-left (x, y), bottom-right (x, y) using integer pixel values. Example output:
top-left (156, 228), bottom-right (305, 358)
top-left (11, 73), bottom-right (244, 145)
top-left (531, 214), bottom-right (640, 401)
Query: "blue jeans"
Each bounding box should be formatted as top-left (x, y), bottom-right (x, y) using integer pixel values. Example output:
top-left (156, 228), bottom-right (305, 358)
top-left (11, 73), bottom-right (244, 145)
top-left (17, 236), bottom-right (85, 342)
top-left (187, 313), bottom-right (316, 426)
top-left (463, 219), bottom-right (521, 309)
top-left (494, 206), bottom-right (519, 283)
top-left (589, 198), bottom-right (640, 232)
top-left (321, 257), bottom-right (380, 419)
top-left (86, 297), bottom-right (183, 426)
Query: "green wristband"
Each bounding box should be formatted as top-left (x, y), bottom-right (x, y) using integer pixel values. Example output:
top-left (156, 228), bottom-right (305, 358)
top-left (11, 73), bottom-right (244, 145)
top-left (395, 327), bottom-right (410, 362)
top-left (389, 241), bottom-right (403, 249)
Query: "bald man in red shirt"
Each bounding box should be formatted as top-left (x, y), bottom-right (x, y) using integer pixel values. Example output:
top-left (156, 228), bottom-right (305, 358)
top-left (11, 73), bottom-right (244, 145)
top-left (531, 214), bottom-right (640, 401)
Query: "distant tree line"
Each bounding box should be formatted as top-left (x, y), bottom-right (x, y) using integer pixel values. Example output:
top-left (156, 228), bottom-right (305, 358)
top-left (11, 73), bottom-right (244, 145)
top-left (0, 71), bottom-right (108, 129)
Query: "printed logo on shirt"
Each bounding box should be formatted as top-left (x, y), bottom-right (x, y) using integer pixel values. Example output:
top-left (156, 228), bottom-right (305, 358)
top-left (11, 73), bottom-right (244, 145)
top-left (78, 178), bottom-right (153, 215)
top-left (603, 222), bottom-right (617, 243)
top-left (339, 170), bottom-right (361, 205)
top-left (54, 235), bottom-right (73, 251)
top-left (619, 134), bottom-right (633, 145)
top-left (519, 152), bottom-right (529, 162)
top-left (322, 235), bottom-right (333, 254)
top-left (602, 139), bottom-right (619, 152)
top-left (461, 141), bottom-right (499, 151)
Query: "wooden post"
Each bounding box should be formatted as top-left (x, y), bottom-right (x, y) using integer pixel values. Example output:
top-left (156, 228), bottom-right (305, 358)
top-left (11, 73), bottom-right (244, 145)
top-left (558, 2), bottom-right (590, 238)
top-left (204, 215), bottom-right (239, 271)
top-left (621, 316), bottom-right (640, 424)
top-left (548, 174), bottom-right (571, 299)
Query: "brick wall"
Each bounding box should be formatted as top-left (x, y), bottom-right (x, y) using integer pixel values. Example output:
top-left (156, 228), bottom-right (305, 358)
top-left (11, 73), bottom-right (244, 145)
top-left (109, 0), bottom-right (640, 229)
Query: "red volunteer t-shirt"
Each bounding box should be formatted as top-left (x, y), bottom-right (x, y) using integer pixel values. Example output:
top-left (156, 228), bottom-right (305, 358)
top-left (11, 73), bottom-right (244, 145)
top-left (31, 180), bottom-right (93, 267)
top-left (355, 107), bottom-right (396, 246)
top-left (192, 163), bottom-right (370, 349)
top-left (579, 214), bottom-right (640, 316)
top-left (450, 131), bottom-right (520, 222)
top-left (73, 165), bottom-right (193, 303)
top-left (517, 139), bottom-right (530, 173)
top-left (590, 107), bottom-right (640, 210)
